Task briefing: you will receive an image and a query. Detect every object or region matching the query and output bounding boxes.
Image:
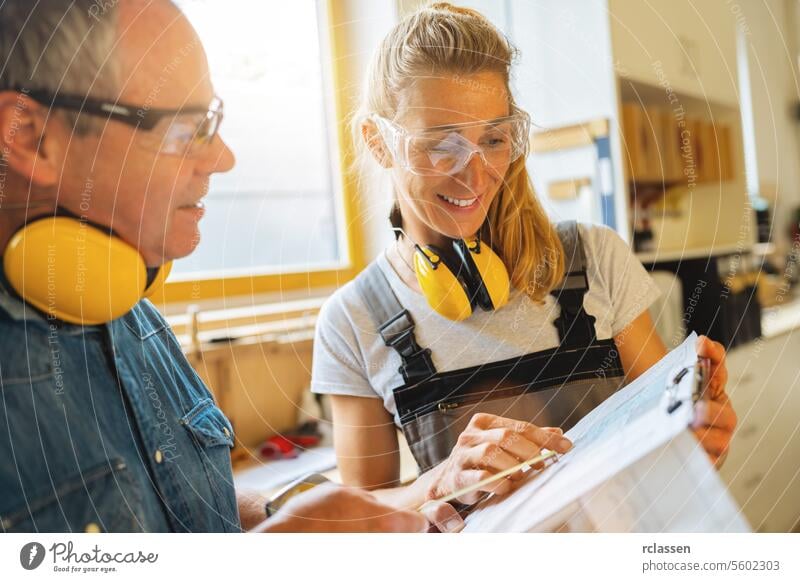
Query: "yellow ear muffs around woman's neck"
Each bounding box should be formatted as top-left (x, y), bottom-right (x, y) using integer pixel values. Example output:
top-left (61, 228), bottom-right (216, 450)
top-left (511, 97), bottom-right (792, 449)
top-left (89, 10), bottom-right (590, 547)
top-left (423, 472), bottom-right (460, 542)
top-left (3, 216), bottom-right (171, 325)
top-left (412, 237), bottom-right (510, 321)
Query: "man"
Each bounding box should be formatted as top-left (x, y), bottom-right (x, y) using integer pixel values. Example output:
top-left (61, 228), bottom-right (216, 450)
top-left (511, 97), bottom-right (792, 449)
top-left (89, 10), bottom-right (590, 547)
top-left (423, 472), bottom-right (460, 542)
top-left (0, 0), bottom-right (456, 533)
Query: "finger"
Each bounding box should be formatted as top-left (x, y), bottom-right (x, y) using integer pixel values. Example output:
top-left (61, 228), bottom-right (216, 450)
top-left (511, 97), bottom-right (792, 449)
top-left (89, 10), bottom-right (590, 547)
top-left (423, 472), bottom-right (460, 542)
top-left (519, 422), bottom-right (572, 453)
top-left (692, 426), bottom-right (732, 457)
top-left (465, 441), bottom-right (528, 477)
top-left (692, 398), bottom-right (737, 431)
top-left (693, 402), bottom-right (737, 433)
top-left (420, 501), bottom-right (465, 533)
top-left (472, 414), bottom-right (572, 453)
top-left (696, 335), bottom-right (725, 363)
top-left (453, 469), bottom-right (516, 503)
top-left (480, 427), bottom-right (543, 464)
top-left (532, 427), bottom-right (561, 466)
top-left (697, 336), bottom-right (728, 396)
top-left (708, 361), bottom-right (728, 398)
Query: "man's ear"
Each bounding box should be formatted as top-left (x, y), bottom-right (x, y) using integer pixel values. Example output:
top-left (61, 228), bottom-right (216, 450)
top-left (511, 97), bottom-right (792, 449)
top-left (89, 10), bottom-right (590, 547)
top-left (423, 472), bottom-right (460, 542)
top-left (0, 92), bottom-right (59, 187)
top-left (361, 120), bottom-right (393, 169)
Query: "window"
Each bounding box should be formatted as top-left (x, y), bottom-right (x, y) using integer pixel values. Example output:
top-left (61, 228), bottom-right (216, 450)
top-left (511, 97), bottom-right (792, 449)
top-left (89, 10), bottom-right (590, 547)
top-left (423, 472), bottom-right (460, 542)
top-left (169, 1), bottom-right (352, 300)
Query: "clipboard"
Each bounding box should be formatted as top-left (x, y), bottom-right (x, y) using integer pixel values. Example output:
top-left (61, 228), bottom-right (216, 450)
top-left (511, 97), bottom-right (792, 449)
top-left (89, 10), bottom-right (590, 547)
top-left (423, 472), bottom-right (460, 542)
top-left (460, 333), bottom-right (739, 532)
top-left (421, 355), bottom-right (711, 516)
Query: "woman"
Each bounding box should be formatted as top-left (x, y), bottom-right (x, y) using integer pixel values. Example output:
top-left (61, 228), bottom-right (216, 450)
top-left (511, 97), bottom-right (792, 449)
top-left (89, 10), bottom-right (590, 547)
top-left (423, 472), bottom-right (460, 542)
top-left (311, 3), bottom-right (735, 520)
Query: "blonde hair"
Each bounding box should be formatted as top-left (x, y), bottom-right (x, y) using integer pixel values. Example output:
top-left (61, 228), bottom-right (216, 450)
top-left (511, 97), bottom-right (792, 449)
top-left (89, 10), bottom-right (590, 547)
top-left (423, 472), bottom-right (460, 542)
top-left (354, 2), bottom-right (564, 302)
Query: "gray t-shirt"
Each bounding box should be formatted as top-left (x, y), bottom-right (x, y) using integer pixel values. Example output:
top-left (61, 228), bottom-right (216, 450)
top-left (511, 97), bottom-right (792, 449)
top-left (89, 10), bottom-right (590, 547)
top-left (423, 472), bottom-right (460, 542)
top-left (311, 222), bottom-right (660, 425)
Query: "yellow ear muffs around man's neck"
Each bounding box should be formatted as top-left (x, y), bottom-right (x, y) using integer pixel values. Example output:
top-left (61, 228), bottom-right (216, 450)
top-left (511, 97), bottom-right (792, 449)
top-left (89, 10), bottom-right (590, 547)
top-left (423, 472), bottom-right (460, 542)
top-left (3, 216), bottom-right (171, 325)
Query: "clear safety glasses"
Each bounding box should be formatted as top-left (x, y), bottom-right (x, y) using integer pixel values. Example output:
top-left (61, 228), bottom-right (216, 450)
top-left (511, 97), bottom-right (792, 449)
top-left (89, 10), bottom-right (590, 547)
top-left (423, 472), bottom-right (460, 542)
top-left (372, 110), bottom-right (531, 176)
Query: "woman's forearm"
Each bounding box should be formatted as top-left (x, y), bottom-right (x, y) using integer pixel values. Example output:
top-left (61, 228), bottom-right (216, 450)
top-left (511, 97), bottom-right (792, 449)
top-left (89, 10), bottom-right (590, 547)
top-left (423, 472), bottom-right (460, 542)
top-left (369, 465), bottom-right (441, 510)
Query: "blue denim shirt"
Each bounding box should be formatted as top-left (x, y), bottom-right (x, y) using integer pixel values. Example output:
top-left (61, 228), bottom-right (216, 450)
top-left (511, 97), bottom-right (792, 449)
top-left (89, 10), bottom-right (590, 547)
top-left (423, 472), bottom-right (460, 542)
top-left (0, 274), bottom-right (241, 532)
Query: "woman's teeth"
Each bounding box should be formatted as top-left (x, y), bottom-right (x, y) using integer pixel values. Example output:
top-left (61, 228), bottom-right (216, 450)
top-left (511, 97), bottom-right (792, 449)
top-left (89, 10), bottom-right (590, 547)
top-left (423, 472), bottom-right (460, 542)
top-left (437, 193), bottom-right (478, 208)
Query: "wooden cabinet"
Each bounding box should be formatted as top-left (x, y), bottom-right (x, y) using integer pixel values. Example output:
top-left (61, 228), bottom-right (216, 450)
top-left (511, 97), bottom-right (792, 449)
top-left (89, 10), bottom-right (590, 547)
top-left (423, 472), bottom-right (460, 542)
top-left (621, 101), bottom-right (737, 186)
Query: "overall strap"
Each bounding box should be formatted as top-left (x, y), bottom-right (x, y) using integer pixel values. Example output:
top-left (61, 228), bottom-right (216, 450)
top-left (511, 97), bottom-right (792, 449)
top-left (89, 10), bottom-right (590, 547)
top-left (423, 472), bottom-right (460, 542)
top-left (354, 262), bottom-right (436, 385)
top-left (551, 221), bottom-right (597, 348)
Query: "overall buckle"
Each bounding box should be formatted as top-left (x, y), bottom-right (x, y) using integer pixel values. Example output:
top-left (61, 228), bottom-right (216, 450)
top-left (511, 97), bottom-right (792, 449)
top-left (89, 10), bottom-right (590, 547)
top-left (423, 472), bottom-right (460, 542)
top-left (379, 310), bottom-right (436, 384)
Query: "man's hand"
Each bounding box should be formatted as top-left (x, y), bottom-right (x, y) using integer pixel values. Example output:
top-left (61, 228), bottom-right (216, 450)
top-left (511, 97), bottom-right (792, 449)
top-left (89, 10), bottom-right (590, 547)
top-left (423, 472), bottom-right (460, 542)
top-left (692, 336), bottom-right (737, 467)
top-left (250, 483), bottom-right (432, 533)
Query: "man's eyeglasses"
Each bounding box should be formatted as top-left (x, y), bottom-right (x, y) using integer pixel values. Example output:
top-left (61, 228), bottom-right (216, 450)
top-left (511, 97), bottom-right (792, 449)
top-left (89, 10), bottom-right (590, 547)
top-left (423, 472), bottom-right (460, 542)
top-left (9, 88), bottom-right (224, 157)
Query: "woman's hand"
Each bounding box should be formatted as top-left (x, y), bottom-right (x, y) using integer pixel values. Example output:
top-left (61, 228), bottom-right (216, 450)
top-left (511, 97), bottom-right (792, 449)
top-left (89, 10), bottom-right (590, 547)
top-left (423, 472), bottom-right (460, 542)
top-left (426, 413), bottom-right (573, 505)
top-left (692, 336), bottom-right (737, 467)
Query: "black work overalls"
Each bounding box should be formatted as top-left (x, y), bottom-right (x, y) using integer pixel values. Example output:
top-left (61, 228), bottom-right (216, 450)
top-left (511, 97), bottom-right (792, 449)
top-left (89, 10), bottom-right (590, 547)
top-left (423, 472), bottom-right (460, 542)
top-left (355, 221), bottom-right (626, 473)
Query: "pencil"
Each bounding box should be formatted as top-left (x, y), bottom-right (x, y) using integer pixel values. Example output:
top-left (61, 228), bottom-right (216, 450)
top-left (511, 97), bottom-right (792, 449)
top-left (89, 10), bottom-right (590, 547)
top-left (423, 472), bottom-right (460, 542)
top-left (417, 449), bottom-right (558, 512)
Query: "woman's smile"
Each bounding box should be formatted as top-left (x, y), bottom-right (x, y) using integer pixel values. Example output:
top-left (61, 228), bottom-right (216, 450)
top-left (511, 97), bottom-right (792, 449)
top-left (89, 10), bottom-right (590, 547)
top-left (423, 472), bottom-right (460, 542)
top-left (435, 191), bottom-right (482, 211)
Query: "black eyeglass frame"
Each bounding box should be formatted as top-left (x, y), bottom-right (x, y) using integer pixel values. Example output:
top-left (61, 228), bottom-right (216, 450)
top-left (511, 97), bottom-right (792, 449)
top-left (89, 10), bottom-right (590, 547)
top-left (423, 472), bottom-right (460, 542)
top-left (4, 87), bottom-right (223, 132)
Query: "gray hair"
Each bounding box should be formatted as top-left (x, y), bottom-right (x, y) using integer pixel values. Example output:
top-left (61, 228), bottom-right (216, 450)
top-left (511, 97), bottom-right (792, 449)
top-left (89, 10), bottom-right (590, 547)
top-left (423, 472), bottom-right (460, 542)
top-left (0, 0), bottom-right (121, 134)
